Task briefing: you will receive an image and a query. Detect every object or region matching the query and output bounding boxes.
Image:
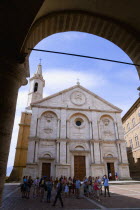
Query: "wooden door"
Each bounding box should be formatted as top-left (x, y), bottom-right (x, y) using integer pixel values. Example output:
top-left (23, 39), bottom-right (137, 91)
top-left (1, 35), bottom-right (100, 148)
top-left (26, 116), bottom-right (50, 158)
top-left (42, 163), bottom-right (51, 178)
top-left (74, 156), bottom-right (86, 180)
top-left (110, 163), bottom-right (115, 180)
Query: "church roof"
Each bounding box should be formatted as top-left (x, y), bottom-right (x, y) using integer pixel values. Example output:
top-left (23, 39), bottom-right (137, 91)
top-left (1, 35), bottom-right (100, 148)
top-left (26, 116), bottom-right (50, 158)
top-left (31, 84), bottom-right (122, 112)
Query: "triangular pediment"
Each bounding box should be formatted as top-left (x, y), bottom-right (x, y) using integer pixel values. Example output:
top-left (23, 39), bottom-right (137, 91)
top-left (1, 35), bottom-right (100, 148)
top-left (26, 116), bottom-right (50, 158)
top-left (31, 85), bottom-right (122, 112)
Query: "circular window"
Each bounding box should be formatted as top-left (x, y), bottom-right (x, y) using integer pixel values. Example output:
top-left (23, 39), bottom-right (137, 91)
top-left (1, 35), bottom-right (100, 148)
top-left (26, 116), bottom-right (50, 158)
top-left (76, 121), bottom-right (82, 126)
top-left (75, 118), bottom-right (83, 127)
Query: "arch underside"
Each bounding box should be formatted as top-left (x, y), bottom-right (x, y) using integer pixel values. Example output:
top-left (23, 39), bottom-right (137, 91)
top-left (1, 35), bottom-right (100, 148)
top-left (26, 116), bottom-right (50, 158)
top-left (22, 11), bottom-right (140, 78)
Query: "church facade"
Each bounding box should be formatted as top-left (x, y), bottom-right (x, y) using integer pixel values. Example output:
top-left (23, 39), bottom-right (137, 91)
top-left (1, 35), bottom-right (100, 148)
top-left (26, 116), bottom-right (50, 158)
top-left (23, 64), bottom-right (130, 180)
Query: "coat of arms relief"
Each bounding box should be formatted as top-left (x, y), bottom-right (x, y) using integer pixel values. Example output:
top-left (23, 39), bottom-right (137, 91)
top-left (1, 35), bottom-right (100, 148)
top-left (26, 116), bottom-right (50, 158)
top-left (71, 91), bottom-right (86, 105)
top-left (43, 113), bottom-right (54, 134)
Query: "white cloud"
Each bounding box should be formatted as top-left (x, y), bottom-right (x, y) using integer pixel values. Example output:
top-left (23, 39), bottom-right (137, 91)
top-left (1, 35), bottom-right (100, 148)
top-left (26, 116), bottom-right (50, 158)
top-left (16, 90), bottom-right (28, 111)
top-left (116, 67), bottom-right (139, 82)
top-left (43, 68), bottom-right (107, 96)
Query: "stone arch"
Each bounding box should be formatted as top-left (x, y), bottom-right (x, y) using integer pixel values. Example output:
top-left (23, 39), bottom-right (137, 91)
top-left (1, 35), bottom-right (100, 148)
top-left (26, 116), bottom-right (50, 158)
top-left (40, 110), bottom-right (58, 119)
top-left (75, 145), bottom-right (85, 151)
top-left (68, 112), bottom-right (90, 122)
top-left (99, 114), bottom-right (115, 141)
top-left (22, 11), bottom-right (140, 77)
top-left (70, 143), bottom-right (88, 151)
top-left (39, 111), bottom-right (58, 139)
top-left (68, 112), bottom-right (90, 140)
top-left (100, 114), bottom-right (114, 122)
top-left (104, 152), bottom-right (114, 158)
top-left (42, 151), bottom-right (53, 158)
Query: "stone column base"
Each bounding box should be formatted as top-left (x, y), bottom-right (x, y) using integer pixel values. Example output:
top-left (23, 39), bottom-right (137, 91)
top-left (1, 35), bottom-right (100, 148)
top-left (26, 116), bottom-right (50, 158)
top-left (55, 164), bottom-right (71, 178)
top-left (118, 163), bottom-right (131, 180)
top-left (90, 163), bottom-right (105, 177)
top-left (23, 163), bottom-right (38, 179)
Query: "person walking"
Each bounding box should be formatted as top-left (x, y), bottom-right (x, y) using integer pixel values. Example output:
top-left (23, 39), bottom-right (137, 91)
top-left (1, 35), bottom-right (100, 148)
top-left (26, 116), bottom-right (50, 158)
top-left (21, 176), bottom-right (26, 198)
top-left (94, 178), bottom-right (100, 201)
top-left (115, 172), bottom-right (118, 181)
top-left (68, 177), bottom-right (73, 196)
top-left (26, 176), bottom-right (33, 199)
top-left (39, 176), bottom-right (46, 202)
top-left (75, 177), bottom-right (81, 199)
top-left (33, 177), bottom-right (40, 198)
top-left (46, 178), bottom-right (53, 203)
top-left (52, 178), bottom-right (64, 207)
top-left (97, 176), bottom-right (103, 195)
top-left (64, 183), bottom-right (69, 198)
top-left (103, 175), bottom-right (110, 197)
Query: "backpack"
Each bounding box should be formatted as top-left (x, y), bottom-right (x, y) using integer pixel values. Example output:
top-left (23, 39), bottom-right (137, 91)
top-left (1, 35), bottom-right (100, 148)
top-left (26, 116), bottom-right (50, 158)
top-left (44, 182), bottom-right (48, 191)
top-left (58, 183), bottom-right (62, 193)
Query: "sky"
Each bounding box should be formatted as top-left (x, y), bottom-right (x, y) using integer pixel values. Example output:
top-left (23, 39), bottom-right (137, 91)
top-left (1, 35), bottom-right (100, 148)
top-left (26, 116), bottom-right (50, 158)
top-left (7, 31), bottom-right (139, 175)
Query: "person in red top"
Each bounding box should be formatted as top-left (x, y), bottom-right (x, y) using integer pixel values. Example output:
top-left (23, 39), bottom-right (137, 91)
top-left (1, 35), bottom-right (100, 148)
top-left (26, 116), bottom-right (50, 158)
top-left (94, 178), bottom-right (100, 201)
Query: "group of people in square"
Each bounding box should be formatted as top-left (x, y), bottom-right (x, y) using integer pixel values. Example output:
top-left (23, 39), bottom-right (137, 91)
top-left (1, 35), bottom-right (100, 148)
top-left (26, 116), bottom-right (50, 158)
top-left (21, 174), bottom-right (113, 207)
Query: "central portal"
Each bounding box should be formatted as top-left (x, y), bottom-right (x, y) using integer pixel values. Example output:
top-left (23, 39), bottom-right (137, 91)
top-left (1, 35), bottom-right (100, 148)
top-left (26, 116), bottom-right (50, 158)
top-left (74, 156), bottom-right (86, 180)
top-left (42, 163), bottom-right (51, 178)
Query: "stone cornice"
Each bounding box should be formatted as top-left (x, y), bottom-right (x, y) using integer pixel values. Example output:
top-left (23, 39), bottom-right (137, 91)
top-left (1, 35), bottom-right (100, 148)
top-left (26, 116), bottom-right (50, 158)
top-left (26, 163), bottom-right (38, 166)
top-left (31, 104), bottom-right (120, 113)
top-left (103, 156), bottom-right (118, 160)
top-left (122, 98), bottom-right (140, 122)
top-left (118, 163), bottom-right (129, 166)
top-left (115, 139), bottom-right (125, 144)
top-left (29, 75), bottom-right (45, 83)
top-left (19, 123), bottom-right (30, 127)
top-left (55, 163), bottom-right (71, 166)
top-left (124, 122), bottom-right (140, 135)
top-left (38, 157), bottom-right (55, 160)
top-left (28, 137), bottom-right (57, 142)
top-left (28, 137), bottom-right (124, 144)
top-left (56, 139), bottom-right (71, 143)
top-left (90, 139), bottom-right (124, 144)
top-left (68, 139), bottom-right (91, 143)
top-left (90, 163), bottom-right (105, 166)
top-left (70, 149), bottom-right (90, 153)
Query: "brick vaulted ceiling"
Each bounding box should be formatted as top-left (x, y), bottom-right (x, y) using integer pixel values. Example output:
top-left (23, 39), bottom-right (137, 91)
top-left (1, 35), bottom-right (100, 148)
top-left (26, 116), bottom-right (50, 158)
top-left (1, 0), bottom-right (140, 77)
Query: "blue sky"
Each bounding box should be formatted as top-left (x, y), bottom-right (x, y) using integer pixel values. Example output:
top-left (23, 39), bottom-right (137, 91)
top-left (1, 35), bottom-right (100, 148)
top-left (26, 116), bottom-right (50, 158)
top-left (7, 31), bottom-right (139, 175)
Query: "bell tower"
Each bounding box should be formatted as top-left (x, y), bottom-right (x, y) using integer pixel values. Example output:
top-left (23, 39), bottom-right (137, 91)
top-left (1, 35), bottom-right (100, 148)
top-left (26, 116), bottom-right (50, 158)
top-left (27, 62), bottom-right (45, 108)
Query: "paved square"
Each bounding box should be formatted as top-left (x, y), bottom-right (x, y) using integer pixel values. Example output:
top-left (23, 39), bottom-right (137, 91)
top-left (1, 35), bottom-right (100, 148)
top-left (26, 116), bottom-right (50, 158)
top-left (1, 183), bottom-right (140, 210)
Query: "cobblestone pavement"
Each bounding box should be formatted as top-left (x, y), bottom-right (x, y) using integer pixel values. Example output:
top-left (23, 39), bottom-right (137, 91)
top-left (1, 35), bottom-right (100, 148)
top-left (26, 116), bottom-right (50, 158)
top-left (99, 184), bottom-right (140, 209)
top-left (1, 184), bottom-right (140, 210)
top-left (1, 184), bottom-right (98, 210)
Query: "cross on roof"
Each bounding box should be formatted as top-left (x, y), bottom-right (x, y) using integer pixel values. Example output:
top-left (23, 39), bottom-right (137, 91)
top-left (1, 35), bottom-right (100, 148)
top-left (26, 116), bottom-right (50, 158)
top-left (76, 78), bottom-right (80, 85)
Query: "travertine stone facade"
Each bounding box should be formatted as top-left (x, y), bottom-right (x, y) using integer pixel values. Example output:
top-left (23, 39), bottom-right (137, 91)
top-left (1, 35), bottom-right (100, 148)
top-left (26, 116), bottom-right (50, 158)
top-left (23, 65), bottom-right (130, 180)
top-left (122, 98), bottom-right (140, 178)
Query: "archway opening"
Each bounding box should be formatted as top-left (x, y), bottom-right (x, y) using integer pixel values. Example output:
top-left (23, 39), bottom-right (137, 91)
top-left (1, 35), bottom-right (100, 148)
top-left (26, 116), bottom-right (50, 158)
top-left (7, 31), bottom-right (139, 177)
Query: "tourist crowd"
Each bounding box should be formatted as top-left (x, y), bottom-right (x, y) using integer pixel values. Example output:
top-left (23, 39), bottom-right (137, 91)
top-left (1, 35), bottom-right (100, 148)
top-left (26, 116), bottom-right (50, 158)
top-left (21, 174), bottom-right (114, 207)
